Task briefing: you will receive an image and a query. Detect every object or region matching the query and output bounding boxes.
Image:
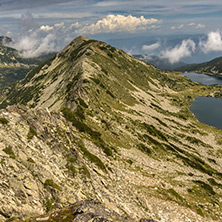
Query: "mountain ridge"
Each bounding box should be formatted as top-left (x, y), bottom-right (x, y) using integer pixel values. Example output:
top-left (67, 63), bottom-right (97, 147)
top-left (176, 56), bottom-right (222, 76)
top-left (0, 36), bottom-right (222, 222)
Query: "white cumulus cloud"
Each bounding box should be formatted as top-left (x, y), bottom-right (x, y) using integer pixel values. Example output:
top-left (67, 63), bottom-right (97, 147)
top-left (68, 22), bottom-right (81, 30)
top-left (188, 22), bottom-right (195, 27)
top-left (188, 22), bottom-right (205, 29)
top-left (7, 31), bottom-right (56, 58)
top-left (178, 24), bottom-right (184, 29)
top-left (161, 39), bottom-right (196, 64)
top-left (54, 22), bottom-right (65, 28)
top-left (200, 30), bottom-right (222, 53)
top-left (40, 25), bottom-right (54, 31)
top-left (170, 24), bottom-right (184, 30)
top-left (142, 42), bottom-right (160, 52)
top-left (76, 14), bottom-right (161, 34)
top-left (5, 12), bottom-right (69, 58)
top-left (195, 23), bottom-right (205, 29)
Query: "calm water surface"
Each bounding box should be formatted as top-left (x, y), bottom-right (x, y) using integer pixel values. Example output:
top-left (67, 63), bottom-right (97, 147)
top-left (190, 97), bottom-right (222, 129)
top-left (181, 72), bottom-right (222, 128)
top-left (182, 72), bottom-right (222, 85)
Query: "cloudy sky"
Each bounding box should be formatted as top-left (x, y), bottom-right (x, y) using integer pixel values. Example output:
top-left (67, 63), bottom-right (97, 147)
top-left (1, 0), bottom-right (222, 61)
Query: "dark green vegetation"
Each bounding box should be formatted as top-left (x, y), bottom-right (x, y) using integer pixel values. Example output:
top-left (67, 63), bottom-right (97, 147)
top-left (3, 146), bottom-right (15, 159)
top-left (0, 117), bottom-right (9, 124)
top-left (137, 143), bottom-right (152, 154)
top-left (27, 157), bottom-right (35, 163)
top-left (78, 142), bottom-right (106, 170)
top-left (27, 127), bottom-right (37, 140)
top-left (62, 108), bottom-right (113, 156)
top-left (44, 179), bottom-right (61, 191)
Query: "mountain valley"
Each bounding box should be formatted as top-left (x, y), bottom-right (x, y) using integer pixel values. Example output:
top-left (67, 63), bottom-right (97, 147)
top-left (0, 38), bottom-right (54, 87)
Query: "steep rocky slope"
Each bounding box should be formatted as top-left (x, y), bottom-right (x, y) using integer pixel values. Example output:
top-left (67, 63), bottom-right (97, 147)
top-left (0, 36), bottom-right (222, 222)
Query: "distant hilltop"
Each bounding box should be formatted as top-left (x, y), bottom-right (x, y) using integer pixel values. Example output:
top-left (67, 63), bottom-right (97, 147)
top-left (0, 36), bottom-right (12, 45)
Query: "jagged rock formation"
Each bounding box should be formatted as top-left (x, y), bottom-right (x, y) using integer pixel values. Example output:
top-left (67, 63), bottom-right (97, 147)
top-left (0, 36), bottom-right (222, 222)
top-left (7, 200), bottom-right (154, 222)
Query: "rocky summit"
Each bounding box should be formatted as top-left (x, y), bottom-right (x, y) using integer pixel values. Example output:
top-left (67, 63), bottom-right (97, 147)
top-left (0, 36), bottom-right (222, 222)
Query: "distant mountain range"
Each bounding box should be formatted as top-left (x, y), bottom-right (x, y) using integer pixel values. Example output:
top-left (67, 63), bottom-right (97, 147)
top-left (0, 36), bottom-right (12, 45)
top-left (176, 56), bottom-right (222, 76)
top-left (0, 36), bottom-right (55, 87)
top-left (134, 54), bottom-right (186, 70)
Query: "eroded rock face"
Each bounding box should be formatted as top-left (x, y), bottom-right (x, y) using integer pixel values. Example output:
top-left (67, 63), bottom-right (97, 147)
top-left (7, 200), bottom-right (155, 222)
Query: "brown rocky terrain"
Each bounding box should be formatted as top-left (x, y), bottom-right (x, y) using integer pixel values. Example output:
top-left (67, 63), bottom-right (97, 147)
top-left (0, 36), bottom-right (222, 221)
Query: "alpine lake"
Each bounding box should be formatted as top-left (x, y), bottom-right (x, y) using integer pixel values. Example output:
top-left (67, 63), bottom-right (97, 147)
top-left (182, 72), bottom-right (222, 129)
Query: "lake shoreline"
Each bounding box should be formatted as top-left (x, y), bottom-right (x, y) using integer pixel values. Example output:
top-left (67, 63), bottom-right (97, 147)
top-left (182, 72), bottom-right (222, 129)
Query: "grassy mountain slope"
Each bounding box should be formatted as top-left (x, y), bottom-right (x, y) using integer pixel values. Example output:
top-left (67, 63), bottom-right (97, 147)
top-left (0, 36), bottom-right (222, 222)
top-left (177, 56), bottom-right (222, 76)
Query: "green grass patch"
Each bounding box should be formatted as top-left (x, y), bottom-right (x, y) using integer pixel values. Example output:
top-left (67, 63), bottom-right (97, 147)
top-left (44, 198), bottom-right (56, 212)
top-left (168, 188), bottom-right (184, 202)
top-left (0, 117), bottom-right (9, 124)
top-left (44, 179), bottom-right (61, 191)
top-left (27, 127), bottom-right (37, 140)
top-left (78, 143), bottom-right (106, 171)
top-left (142, 123), bottom-right (168, 142)
top-left (78, 98), bottom-right (88, 108)
top-left (126, 159), bottom-right (133, 165)
top-left (186, 136), bottom-right (210, 147)
top-left (3, 146), bottom-right (15, 159)
top-left (143, 134), bottom-right (165, 150)
top-left (66, 165), bottom-right (77, 176)
top-left (27, 157), bottom-right (35, 163)
top-left (137, 143), bottom-right (152, 154)
top-left (152, 116), bottom-right (168, 127)
top-left (80, 164), bottom-right (90, 178)
top-left (62, 108), bottom-right (112, 156)
top-left (193, 180), bottom-right (215, 195)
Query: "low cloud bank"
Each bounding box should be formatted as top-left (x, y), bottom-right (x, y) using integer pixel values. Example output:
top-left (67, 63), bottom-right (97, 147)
top-left (161, 39), bottom-right (196, 64)
top-left (5, 12), bottom-right (222, 61)
top-left (142, 42), bottom-right (160, 52)
top-left (199, 30), bottom-right (222, 53)
top-left (6, 12), bottom-right (67, 58)
top-left (8, 33), bottom-right (56, 58)
top-left (6, 13), bottom-right (161, 58)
